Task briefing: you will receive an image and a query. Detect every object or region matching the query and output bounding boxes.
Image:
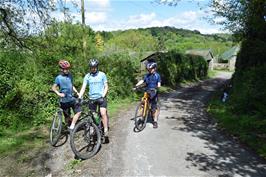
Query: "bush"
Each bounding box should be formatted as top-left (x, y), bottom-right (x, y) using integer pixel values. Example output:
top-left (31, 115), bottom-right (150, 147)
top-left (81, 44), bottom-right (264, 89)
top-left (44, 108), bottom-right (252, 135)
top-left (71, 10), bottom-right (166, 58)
top-left (230, 64), bottom-right (266, 117)
top-left (99, 53), bottom-right (138, 100)
top-left (156, 50), bottom-right (208, 87)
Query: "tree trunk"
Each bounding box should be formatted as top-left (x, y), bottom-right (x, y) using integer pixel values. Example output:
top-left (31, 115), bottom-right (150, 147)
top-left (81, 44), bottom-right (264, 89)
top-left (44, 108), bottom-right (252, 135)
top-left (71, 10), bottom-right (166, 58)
top-left (81, 0), bottom-right (87, 59)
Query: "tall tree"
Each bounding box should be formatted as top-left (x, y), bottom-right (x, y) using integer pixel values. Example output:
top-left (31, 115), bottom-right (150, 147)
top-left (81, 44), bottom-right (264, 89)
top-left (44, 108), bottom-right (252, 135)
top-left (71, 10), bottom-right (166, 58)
top-left (0, 0), bottom-right (57, 47)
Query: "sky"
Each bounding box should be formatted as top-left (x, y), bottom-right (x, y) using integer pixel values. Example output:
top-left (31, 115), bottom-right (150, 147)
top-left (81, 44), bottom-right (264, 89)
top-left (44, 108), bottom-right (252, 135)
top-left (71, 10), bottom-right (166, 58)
top-left (52, 0), bottom-right (227, 34)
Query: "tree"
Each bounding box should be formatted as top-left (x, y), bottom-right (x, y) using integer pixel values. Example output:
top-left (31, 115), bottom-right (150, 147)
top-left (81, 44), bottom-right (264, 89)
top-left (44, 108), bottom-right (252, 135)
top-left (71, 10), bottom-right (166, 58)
top-left (211, 0), bottom-right (266, 41)
top-left (0, 0), bottom-right (58, 47)
top-left (106, 30), bottom-right (159, 52)
top-left (95, 33), bottom-right (104, 52)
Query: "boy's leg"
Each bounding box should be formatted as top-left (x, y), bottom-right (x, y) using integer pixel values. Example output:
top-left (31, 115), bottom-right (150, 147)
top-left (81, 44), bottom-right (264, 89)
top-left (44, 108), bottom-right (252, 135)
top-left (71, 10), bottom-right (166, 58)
top-left (100, 107), bottom-right (108, 135)
top-left (151, 96), bottom-right (159, 128)
top-left (60, 102), bottom-right (72, 126)
top-left (99, 98), bottom-right (108, 136)
top-left (69, 101), bottom-right (82, 130)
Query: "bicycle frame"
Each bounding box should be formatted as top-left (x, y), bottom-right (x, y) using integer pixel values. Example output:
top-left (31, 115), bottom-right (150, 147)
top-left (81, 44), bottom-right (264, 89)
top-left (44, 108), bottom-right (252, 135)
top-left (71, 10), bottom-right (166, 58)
top-left (79, 99), bottom-right (101, 124)
top-left (141, 92), bottom-right (150, 118)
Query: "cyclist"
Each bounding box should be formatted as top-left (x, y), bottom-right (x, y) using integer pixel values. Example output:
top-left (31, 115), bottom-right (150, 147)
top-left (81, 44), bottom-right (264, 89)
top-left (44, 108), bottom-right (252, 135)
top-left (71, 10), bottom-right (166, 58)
top-left (79, 59), bottom-right (109, 137)
top-left (51, 60), bottom-right (81, 131)
top-left (134, 61), bottom-right (161, 128)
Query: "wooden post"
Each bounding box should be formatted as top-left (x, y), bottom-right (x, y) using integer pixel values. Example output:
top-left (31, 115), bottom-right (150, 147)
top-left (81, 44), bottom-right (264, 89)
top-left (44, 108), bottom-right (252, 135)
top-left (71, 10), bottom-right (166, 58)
top-left (81, 0), bottom-right (86, 59)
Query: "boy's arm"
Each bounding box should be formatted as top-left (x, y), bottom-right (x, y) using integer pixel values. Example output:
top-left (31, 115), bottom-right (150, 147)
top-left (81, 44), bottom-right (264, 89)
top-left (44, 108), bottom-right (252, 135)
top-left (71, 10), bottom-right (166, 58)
top-left (79, 79), bottom-right (87, 99)
top-left (73, 86), bottom-right (79, 96)
top-left (135, 80), bottom-right (144, 87)
top-left (52, 84), bottom-right (65, 97)
top-left (157, 73), bottom-right (161, 88)
top-left (103, 82), bottom-right (108, 98)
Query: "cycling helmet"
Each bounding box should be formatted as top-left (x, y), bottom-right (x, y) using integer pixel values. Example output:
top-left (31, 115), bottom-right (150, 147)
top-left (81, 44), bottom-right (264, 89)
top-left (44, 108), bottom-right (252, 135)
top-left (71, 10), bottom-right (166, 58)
top-left (89, 58), bottom-right (99, 67)
top-left (146, 62), bottom-right (157, 70)
top-left (59, 60), bottom-right (70, 69)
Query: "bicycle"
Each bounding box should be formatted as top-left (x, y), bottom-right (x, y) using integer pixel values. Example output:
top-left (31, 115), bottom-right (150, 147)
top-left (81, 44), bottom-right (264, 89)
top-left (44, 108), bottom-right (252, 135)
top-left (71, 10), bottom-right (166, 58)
top-left (134, 88), bottom-right (160, 131)
top-left (69, 99), bottom-right (107, 160)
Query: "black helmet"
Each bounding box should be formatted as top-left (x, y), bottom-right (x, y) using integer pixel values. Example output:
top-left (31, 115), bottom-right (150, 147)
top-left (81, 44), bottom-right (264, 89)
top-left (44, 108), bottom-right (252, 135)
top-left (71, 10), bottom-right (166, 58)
top-left (89, 58), bottom-right (99, 67)
top-left (146, 62), bottom-right (157, 70)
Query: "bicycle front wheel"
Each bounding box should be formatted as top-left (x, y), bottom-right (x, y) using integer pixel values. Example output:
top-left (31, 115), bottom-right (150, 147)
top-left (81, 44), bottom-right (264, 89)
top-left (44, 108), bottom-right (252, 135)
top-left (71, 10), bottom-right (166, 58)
top-left (134, 102), bottom-right (148, 131)
top-left (70, 119), bottom-right (101, 160)
top-left (49, 109), bottom-right (63, 146)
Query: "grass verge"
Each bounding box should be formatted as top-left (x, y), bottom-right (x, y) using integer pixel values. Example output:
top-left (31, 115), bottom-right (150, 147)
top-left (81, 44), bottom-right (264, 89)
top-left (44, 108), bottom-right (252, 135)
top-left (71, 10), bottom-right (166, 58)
top-left (208, 92), bottom-right (266, 159)
top-left (0, 126), bottom-right (49, 156)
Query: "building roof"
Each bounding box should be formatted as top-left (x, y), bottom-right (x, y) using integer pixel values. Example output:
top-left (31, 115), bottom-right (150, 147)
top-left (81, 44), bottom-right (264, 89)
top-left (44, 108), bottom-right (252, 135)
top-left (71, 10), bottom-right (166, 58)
top-left (220, 46), bottom-right (240, 60)
top-left (185, 49), bottom-right (214, 61)
top-left (140, 51), bottom-right (167, 62)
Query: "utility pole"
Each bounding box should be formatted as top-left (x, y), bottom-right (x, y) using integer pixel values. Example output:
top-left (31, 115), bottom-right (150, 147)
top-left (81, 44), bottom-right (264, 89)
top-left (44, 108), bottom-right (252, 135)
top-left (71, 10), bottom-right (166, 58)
top-left (81, 0), bottom-right (87, 59)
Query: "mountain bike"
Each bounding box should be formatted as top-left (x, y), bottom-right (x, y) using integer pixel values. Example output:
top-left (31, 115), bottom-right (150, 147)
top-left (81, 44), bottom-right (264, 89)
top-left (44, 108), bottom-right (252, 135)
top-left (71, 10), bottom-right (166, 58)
top-left (70, 99), bottom-right (107, 160)
top-left (134, 88), bottom-right (160, 131)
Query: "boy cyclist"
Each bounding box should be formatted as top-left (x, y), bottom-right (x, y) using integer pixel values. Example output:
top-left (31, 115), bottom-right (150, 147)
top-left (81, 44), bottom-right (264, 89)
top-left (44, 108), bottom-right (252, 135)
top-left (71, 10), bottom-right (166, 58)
top-left (134, 61), bottom-right (161, 128)
top-left (52, 60), bottom-right (81, 131)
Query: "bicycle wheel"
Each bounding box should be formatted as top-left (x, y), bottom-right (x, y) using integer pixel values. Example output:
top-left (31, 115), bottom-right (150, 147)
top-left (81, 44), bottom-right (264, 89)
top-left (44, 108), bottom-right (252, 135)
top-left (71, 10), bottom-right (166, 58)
top-left (70, 119), bottom-right (101, 160)
top-left (49, 109), bottom-right (63, 146)
top-left (134, 102), bottom-right (148, 131)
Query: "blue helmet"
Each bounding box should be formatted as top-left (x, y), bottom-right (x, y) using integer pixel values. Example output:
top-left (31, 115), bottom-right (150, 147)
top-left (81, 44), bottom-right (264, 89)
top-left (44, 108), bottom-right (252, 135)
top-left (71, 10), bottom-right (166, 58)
top-left (146, 62), bottom-right (157, 70)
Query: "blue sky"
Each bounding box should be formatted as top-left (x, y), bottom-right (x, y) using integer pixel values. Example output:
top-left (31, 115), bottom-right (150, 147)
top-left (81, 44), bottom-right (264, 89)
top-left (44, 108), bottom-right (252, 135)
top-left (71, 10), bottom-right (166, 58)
top-left (53, 0), bottom-right (226, 34)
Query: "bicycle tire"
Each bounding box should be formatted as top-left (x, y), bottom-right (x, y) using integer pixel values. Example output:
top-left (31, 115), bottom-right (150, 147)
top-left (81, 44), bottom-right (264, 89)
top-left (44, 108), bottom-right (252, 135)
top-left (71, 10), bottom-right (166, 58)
top-left (49, 109), bottom-right (63, 146)
top-left (134, 102), bottom-right (148, 131)
top-left (70, 119), bottom-right (101, 160)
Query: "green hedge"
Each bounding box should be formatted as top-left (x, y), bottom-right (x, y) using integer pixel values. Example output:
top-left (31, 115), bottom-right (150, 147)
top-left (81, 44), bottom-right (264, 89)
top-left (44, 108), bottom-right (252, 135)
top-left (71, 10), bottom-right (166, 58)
top-left (230, 64), bottom-right (266, 118)
top-left (156, 50), bottom-right (208, 86)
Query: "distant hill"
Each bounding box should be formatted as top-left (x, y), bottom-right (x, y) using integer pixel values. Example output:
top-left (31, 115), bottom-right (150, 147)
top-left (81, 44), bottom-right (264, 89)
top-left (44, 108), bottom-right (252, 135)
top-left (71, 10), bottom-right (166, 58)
top-left (99, 26), bottom-right (235, 57)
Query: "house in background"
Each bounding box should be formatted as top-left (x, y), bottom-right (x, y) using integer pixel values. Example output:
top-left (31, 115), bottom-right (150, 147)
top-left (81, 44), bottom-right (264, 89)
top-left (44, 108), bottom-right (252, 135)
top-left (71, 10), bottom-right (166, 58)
top-left (185, 49), bottom-right (214, 70)
top-left (218, 45), bottom-right (240, 71)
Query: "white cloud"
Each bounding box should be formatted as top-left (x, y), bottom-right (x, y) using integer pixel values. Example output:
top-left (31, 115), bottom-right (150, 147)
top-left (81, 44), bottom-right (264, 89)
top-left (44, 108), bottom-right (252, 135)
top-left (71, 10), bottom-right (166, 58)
top-left (86, 12), bottom-right (107, 24)
top-left (128, 13), bottom-right (157, 25)
top-left (92, 0), bottom-right (110, 8)
top-left (52, 11), bottom-right (107, 24)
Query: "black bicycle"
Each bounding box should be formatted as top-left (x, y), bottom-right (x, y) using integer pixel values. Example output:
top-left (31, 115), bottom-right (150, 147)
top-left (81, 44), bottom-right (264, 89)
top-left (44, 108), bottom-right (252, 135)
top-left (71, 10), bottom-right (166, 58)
top-left (70, 99), bottom-right (107, 160)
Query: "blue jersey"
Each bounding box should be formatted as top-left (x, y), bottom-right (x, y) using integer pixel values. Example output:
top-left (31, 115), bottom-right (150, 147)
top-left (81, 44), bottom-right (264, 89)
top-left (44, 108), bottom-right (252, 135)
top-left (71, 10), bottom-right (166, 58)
top-left (144, 72), bottom-right (161, 89)
top-left (54, 73), bottom-right (75, 103)
top-left (83, 71), bottom-right (107, 100)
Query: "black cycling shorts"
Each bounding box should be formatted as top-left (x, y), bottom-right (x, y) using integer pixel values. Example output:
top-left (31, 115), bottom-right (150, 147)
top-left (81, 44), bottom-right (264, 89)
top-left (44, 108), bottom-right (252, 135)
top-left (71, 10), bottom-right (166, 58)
top-left (60, 99), bottom-right (81, 118)
top-left (147, 89), bottom-right (158, 112)
top-left (89, 97), bottom-right (107, 112)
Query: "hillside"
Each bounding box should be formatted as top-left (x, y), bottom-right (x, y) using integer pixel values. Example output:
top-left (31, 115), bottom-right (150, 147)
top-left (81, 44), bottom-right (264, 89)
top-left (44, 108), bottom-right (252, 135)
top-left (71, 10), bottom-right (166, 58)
top-left (99, 26), bottom-right (235, 57)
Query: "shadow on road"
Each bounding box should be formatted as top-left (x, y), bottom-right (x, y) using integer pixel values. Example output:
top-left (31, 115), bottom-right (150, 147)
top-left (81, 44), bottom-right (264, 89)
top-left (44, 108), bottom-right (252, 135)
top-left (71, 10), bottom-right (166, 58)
top-left (160, 78), bottom-right (266, 176)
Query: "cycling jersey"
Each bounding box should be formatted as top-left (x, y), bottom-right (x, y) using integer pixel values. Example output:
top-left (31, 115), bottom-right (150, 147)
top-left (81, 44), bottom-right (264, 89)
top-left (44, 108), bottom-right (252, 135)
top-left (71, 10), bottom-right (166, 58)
top-left (144, 72), bottom-right (161, 89)
top-left (54, 73), bottom-right (75, 103)
top-left (83, 71), bottom-right (107, 100)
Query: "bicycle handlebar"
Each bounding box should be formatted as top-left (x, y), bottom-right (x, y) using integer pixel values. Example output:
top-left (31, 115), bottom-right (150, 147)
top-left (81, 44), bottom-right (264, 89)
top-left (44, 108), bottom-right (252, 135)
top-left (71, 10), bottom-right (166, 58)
top-left (133, 87), bottom-right (157, 92)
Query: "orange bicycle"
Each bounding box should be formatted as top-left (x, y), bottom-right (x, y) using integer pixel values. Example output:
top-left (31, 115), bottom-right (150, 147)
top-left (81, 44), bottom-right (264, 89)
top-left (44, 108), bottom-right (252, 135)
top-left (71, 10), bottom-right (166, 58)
top-left (134, 88), bottom-right (159, 131)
